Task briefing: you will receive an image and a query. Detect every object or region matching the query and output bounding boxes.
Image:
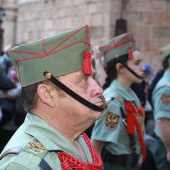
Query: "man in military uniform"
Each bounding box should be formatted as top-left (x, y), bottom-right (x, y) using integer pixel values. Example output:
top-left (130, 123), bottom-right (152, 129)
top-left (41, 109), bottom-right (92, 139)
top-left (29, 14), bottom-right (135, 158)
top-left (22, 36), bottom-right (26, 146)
top-left (91, 33), bottom-right (146, 170)
top-left (0, 25), bottom-right (107, 170)
top-left (150, 43), bottom-right (170, 170)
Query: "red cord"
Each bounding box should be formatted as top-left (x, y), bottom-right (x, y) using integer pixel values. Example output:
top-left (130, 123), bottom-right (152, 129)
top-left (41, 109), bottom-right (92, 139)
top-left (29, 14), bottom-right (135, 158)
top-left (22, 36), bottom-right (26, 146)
top-left (125, 101), bottom-right (146, 161)
top-left (57, 133), bottom-right (103, 170)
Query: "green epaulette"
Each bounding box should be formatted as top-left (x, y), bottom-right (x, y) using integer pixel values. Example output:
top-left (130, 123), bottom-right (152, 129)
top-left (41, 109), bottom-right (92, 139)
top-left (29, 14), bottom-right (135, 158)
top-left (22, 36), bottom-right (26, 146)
top-left (0, 138), bottom-right (53, 170)
top-left (22, 138), bottom-right (48, 159)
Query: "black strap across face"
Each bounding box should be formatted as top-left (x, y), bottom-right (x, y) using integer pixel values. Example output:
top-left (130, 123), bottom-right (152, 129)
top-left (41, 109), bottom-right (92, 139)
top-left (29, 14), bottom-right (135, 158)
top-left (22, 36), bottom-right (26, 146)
top-left (119, 60), bottom-right (143, 79)
top-left (43, 71), bottom-right (107, 112)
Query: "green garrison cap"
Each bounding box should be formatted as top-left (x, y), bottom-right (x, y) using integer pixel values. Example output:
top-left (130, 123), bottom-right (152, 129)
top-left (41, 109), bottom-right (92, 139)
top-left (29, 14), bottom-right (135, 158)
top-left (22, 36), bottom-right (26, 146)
top-left (8, 25), bottom-right (92, 87)
top-left (99, 32), bottom-right (138, 62)
top-left (160, 43), bottom-right (170, 59)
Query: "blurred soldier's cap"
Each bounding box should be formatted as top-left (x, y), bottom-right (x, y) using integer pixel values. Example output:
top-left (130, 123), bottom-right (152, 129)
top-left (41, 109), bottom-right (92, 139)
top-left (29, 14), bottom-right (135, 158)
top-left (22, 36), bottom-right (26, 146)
top-left (4, 44), bottom-right (12, 53)
top-left (8, 25), bottom-right (92, 87)
top-left (143, 63), bottom-right (153, 75)
top-left (99, 32), bottom-right (138, 62)
top-left (160, 43), bottom-right (170, 59)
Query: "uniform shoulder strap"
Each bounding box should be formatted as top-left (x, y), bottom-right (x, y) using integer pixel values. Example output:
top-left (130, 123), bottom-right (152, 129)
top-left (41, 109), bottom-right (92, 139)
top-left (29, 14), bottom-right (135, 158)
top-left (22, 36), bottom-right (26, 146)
top-left (0, 147), bottom-right (22, 160)
top-left (0, 138), bottom-right (53, 170)
top-left (154, 84), bottom-right (170, 94)
top-left (106, 94), bottom-right (124, 104)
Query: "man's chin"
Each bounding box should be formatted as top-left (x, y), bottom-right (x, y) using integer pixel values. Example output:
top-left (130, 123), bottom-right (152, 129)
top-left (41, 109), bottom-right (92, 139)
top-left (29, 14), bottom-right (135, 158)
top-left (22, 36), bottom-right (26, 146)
top-left (94, 111), bottom-right (103, 120)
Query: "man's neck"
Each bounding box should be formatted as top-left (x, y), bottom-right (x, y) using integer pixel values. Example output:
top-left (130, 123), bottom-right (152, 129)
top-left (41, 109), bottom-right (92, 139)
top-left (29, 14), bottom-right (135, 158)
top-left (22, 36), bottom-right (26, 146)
top-left (34, 108), bottom-right (83, 143)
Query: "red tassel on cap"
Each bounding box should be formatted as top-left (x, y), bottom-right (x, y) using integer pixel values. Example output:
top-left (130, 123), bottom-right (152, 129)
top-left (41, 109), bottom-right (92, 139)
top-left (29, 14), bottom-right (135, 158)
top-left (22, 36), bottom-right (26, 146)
top-left (128, 47), bottom-right (133, 60)
top-left (82, 51), bottom-right (92, 75)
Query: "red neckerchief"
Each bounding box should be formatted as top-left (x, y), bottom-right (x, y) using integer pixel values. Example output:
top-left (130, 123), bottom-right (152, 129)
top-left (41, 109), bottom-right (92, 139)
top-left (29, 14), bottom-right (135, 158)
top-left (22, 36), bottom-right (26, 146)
top-left (125, 101), bottom-right (146, 162)
top-left (56, 133), bottom-right (103, 170)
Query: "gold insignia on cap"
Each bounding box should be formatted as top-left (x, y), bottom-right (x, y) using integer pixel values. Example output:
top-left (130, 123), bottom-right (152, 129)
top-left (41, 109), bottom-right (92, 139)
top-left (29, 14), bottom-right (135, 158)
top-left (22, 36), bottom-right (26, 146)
top-left (28, 139), bottom-right (45, 153)
top-left (105, 112), bottom-right (119, 129)
top-left (162, 94), bottom-right (170, 104)
top-left (45, 72), bottom-right (51, 79)
top-left (115, 54), bottom-right (119, 59)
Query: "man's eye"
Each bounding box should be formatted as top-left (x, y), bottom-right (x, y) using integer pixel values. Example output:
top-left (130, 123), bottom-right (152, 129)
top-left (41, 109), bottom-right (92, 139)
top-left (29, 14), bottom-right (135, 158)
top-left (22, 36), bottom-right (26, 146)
top-left (84, 76), bottom-right (88, 82)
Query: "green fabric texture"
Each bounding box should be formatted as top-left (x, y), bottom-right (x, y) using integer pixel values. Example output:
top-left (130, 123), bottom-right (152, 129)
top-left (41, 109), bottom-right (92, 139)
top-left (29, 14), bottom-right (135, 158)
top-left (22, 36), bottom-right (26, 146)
top-left (99, 32), bottom-right (138, 62)
top-left (160, 43), bottom-right (170, 59)
top-left (8, 25), bottom-right (90, 87)
top-left (0, 113), bottom-right (93, 170)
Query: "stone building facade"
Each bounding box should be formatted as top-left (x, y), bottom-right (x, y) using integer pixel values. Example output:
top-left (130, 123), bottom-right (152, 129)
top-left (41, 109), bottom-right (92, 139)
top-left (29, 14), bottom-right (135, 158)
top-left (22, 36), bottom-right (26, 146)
top-left (1, 0), bottom-right (170, 73)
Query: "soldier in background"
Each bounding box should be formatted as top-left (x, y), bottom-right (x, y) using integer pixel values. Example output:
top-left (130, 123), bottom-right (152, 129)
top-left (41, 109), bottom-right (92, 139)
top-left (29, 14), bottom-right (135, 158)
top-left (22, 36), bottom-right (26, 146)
top-left (91, 32), bottom-right (146, 170)
top-left (91, 45), bottom-right (106, 87)
top-left (150, 43), bottom-right (170, 170)
top-left (84, 45), bottom-right (106, 138)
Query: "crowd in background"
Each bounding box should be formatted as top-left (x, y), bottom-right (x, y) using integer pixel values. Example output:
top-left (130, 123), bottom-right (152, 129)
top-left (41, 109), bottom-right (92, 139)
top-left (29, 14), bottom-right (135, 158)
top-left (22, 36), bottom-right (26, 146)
top-left (0, 40), bottom-right (169, 170)
top-left (88, 44), bottom-right (170, 170)
top-left (0, 45), bottom-right (26, 152)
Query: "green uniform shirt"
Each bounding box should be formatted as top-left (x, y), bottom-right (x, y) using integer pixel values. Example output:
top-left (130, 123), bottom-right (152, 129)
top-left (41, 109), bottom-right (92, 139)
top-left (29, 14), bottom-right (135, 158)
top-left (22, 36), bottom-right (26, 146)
top-left (91, 80), bottom-right (143, 155)
top-left (0, 113), bottom-right (93, 170)
top-left (152, 71), bottom-right (170, 137)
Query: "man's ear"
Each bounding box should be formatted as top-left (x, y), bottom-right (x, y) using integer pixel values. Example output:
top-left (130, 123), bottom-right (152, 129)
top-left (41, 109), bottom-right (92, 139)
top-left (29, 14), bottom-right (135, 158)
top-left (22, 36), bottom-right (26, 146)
top-left (37, 84), bottom-right (54, 108)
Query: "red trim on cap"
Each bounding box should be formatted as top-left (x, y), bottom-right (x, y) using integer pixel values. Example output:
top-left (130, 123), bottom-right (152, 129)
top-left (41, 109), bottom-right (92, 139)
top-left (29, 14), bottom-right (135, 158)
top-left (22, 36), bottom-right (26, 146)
top-left (46, 25), bottom-right (90, 55)
top-left (8, 25), bottom-right (91, 83)
top-left (42, 39), bottom-right (46, 54)
top-left (100, 33), bottom-right (127, 55)
top-left (13, 40), bottom-right (89, 63)
top-left (85, 24), bottom-right (90, 51)
top-left (100, 33), bottom-right (136, 59)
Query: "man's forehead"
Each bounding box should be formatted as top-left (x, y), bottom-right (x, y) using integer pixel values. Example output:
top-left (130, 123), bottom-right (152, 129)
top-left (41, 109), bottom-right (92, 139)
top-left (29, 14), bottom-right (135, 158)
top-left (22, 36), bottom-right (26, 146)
top-left (57, 70), bottom-right (84, 81)
top-left (71, 69), bottom-right (95, 77)
top-left (58, 69), bottom-right (95, 81)
top-left (74, 71), bottom-right (92, 79)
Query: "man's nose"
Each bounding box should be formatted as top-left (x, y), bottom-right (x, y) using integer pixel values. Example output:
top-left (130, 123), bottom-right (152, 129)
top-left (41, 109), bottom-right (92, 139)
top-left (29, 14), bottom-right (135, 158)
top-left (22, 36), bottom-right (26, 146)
top-left (91, 79), bottom-right (103, 96)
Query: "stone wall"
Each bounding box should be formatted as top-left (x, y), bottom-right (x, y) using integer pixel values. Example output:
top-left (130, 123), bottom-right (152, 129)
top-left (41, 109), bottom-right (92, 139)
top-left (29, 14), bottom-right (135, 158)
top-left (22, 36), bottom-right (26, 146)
top-left (1, 0), bottom-right (17, 49)
top-left (1, 0), bottom-right (170, 73)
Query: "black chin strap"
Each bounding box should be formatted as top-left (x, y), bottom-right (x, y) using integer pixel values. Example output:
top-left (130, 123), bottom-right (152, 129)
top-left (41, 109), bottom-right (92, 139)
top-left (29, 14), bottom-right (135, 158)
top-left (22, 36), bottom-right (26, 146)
top-left (119, 60), bottom-right (143, 79)
top-left (43, 71), bottom-right (107, 112)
